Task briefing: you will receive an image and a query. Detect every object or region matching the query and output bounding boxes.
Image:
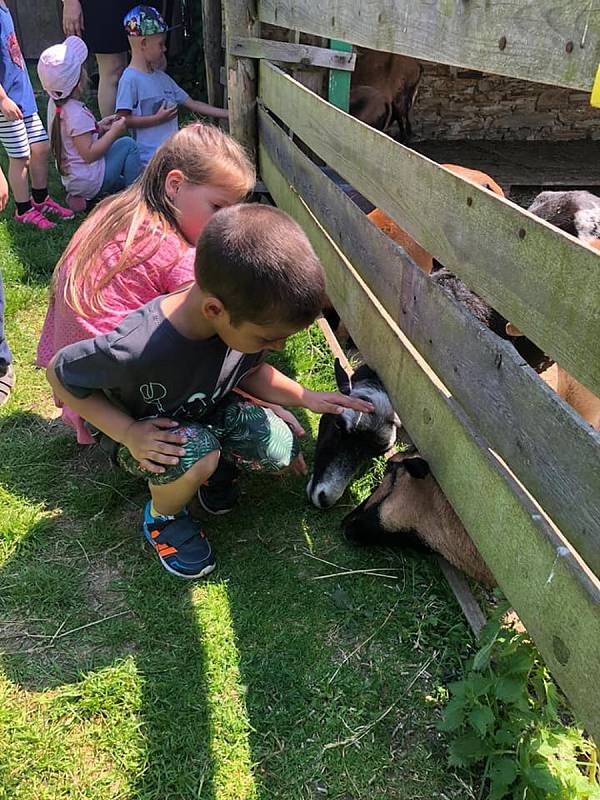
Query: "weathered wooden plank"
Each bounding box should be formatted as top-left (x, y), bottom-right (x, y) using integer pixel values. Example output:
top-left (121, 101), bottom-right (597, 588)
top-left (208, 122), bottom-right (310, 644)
top-left (223, 0), bottom-right (260, 161)
top-left (260, 140), bottom-right (600, 740)
top-left (328, 40), bottom-right (353, 111)
top-left (202, 0), bottom-right (225, 107)
top-left (258, 0), bottom-right (600, 91)
top-left (259, 106), bottom-right (600, 578)
top-left (437, 557), bottom-right (487, 639)
top-left (259, 62), bottom-right (600, 397)
top-left (230, 36), bottom-right (356, 70)
top-left (316, 317), bottom-right (350, 371)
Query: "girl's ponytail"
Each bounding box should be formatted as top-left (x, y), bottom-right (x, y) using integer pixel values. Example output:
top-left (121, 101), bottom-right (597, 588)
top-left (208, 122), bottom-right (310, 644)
top-left (50, 101), bottom-right (67, 176)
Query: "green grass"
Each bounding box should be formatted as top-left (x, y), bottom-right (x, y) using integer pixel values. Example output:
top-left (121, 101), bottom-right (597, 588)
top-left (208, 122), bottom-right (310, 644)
top-left (0, 112), bottom-right (479, 799)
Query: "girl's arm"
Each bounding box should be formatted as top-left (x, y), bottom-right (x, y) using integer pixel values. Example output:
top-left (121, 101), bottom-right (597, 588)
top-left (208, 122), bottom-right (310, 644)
top-left (181, 98), bottom-right (229, 119)
top-left (72, 117), bottom-right (127, 164)
top-left (238, 363), bottom-right (375, 415)
top-left (46, 359), bottom-right (187, 474)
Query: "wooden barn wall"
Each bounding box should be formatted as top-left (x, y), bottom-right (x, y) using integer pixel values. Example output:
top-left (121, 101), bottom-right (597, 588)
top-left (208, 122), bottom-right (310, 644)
top-left (412, 62), bottom-right (600, 141)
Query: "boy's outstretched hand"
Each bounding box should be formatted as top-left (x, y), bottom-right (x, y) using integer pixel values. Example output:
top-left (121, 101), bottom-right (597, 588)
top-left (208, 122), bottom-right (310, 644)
top-left (303, 390), bottom-right (375, 416)
top-left (123, 418), bottom-right (187, 474)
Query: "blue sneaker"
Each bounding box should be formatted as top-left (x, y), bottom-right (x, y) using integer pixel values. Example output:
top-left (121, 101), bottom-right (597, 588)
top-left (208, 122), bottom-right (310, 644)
top-left (142, 502), bottom-right (216, 579)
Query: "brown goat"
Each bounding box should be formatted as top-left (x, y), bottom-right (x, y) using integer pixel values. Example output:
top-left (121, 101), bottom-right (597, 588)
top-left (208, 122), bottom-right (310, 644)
top-left (350, 47), bottom-right (422, 142)
top-left (343, 451), bottom-right (495, 587)
top-left (540, 364), bottom-right (600, 432)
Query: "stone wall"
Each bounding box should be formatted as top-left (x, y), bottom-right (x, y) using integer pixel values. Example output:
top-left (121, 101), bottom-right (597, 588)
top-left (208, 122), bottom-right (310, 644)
top-left (412, 62), bottom-right (600, 141)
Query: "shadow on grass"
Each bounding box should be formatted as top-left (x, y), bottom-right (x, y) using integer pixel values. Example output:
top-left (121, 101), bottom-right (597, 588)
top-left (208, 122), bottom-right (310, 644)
top-left (0, 351), bottom-right (327, 800)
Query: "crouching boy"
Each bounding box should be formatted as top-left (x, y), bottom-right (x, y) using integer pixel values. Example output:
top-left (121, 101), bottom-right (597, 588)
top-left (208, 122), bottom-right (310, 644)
top-left (47, 204), bottom-right (373, 579)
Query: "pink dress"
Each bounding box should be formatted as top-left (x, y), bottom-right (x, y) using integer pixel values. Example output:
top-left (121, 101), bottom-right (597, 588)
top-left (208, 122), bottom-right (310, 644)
top-left (37, 225), bottom-right (195, 443)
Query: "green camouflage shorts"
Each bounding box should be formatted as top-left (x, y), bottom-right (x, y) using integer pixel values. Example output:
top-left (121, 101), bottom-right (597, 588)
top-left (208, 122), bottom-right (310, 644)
top-left (117, 395), bottom-right (299, 485)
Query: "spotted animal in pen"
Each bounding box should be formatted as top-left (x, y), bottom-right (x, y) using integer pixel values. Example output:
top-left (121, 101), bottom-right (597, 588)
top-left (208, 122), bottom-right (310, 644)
top-left (307, 360), bottom-right (401, 509)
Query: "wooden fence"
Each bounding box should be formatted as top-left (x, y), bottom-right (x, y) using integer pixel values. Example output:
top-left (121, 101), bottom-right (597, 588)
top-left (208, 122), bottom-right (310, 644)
top-left (221, 0), bottom-right (600, 742)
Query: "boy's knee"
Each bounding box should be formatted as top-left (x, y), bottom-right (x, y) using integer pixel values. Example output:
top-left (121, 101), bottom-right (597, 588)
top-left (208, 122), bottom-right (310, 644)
top-left (186, 449), bottom-right (220, 482)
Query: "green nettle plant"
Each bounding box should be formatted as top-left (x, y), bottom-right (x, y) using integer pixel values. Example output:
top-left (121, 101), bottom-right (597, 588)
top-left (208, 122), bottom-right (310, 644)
top-left (439, 610), bottom-right (600, 800)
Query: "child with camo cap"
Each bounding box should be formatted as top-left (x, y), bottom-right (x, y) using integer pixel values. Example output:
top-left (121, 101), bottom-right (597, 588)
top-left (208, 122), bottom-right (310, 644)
top-left (116, 4), bottom-right (228, 165)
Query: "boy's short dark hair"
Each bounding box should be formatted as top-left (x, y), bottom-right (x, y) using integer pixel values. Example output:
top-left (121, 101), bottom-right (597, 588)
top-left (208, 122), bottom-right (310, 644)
top-left (195, 204), bottom-right (325, 326)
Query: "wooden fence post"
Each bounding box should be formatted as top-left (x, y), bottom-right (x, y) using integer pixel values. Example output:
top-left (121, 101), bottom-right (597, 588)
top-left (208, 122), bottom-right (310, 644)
top-left (201, 0), bottom-right (224, 107)
top-left (222, 0), bottom-right (260, 163)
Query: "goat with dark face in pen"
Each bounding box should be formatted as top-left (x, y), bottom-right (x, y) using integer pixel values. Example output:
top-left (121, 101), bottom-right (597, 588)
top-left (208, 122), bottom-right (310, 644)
top-left (306, 360), bottom-right (400, 509)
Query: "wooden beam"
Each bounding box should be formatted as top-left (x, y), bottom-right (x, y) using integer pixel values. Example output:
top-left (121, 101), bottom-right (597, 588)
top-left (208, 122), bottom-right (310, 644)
top-left (437, 557), bottom-right (487, 639)
top-left (258, 0), bottom-right (600, 91)
top-left (230, 36), bottom-right (356, 70)
top-left (259, 106), bottom-right (600, 579)
top-left (202, 0), bottom-right (225, 107)
top-left (223, 0), bottom-right (260, 162)
top-left (260, 62), bottom-right (600, 398)
top-left (316, 317), bottom-right (350, 370)
top-left (260, 139), bottom-right (600, 740)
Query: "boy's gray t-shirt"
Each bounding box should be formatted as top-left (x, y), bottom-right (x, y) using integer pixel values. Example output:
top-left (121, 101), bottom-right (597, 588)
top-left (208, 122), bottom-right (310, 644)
top-left (53, 296), bottom-right (265, 422)
top-left (116, 66), bottom-right (188, 165)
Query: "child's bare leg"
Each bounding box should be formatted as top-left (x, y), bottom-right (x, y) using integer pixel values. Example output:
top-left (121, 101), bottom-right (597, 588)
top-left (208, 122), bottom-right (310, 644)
top-left (150, 449), bottom-right (220, 516)
top-left (28, 140), bottom-right (50, 192)
top-left (96, 53), bottom-right (127, 118)
top-left (8, 156), bottom-right (30, 203)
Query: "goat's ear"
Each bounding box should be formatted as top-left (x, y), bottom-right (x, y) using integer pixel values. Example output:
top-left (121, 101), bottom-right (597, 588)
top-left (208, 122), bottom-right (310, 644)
top-left (334, 359), bottom-right (352, 394)
top-left (403, 457), bottom-right (430, 480)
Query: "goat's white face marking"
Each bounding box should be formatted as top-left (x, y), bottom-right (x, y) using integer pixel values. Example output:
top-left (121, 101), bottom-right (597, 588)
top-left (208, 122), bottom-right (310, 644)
top-left (307, 469), bottom-right (352, 508)
top-left (308, 382), bottom-right (399, 509)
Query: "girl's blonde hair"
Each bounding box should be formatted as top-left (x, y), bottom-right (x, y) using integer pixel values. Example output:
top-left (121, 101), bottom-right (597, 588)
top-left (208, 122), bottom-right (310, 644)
top-left (55, 123), bottom-right (255, 317)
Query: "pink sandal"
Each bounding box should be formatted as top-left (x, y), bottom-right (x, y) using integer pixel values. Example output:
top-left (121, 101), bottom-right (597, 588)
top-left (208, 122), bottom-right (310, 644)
top-left (32, 196), bottom-right (74, 219)
top-left (14, 207), bottom-right (56, 229)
